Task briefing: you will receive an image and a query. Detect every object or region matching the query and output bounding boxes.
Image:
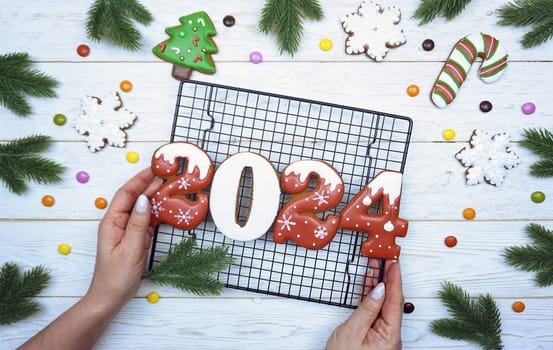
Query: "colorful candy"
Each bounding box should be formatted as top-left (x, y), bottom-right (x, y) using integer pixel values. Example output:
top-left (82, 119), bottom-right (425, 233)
top-left (463, 207), bottom-right (476, 220)
top-left (479, 100), bottom-right (493, 113)
top-left (58, 243), bottom-right (71, 255)
top-left (95, 197), bottom-right (108, 209)
top-left (422, 39), bottom-right (435, 51)
top-left (120, 80), bottom-right (133, 92)
top-left (531, 191), bottom-right (545, 203)
top-left (445, 235), bottom-right (458, 247)
top-left (223, 15), bottom-right (236, 27)
top-left (76, 171), bottom-right (90, 184)
top-left (147, 291), bottom-right (160, 304)
top-left (249, 51), bottom-right (263, 64)
top-left (126, 151), bottom-right (139, 163)
top-left (53, 113), bottom-right (67, 126)
top-left (407, 84), bottom-right (420, 97)
top-left (42, 195), bottom-right (55, 207)
top-left (442, 128), bottom-right (456, 140)
top-left (521, 102), bottom-right (536, 115)
top-left (512, 301), bottom-right (525, 313)
top-left (319, 38), bottom-right (333, 51)
top-left (77, 44), bottom-right (90, 57)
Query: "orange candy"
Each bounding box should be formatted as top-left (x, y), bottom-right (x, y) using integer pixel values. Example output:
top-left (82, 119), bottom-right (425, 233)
top-left (120, 80), bottom-right (133, 92)
top-left (512, 301), bottom-right (525, 313)
top-left (407, 84), bottom-right (420, 97)
top-left (42, 195), bottom-right (55, 207)
top-left (95, 197), bottom-right (108, 209)
top-left (463, 207), bottom-right (476, 220)
top-left (444, 235), bottom-right (458, 247)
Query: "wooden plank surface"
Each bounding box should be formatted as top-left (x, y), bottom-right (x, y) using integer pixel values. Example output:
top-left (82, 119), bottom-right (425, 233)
top-left (1, 0), bottom-right (552, 349)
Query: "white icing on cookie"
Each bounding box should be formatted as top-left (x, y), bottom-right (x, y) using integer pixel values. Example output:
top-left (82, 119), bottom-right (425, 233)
top-left (366, 171), bottom-right (403, 205)
top-left (283, 160), bottom-right (343, 192)
top-left (153, 142), bottom-right (213, 181)
top-left (209, 152), bottom-right (281, 241)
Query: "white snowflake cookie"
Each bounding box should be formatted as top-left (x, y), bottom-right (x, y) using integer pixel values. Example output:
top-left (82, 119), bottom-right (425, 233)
top-left (74, 91), bottom-right (136, 152)
top-left (341, 1), bottom-right (406, 61)
top-left (456, 130), bottom-right (520, 187)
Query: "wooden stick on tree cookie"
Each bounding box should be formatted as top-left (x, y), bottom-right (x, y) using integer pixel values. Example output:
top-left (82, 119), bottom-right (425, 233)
top-left (153, 12), bottom-right (218, 80)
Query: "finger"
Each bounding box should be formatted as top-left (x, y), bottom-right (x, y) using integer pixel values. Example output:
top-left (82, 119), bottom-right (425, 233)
top-left (362, 258), bottom-right (381, 296)
top-left (108, 168), bottom-right (156, 215)
top-left (380, 261), bottom-right (404, 331)
top-left (342, 282), bottom-right (386, 339)
top-left (123, 194), bottom-right (152, 252)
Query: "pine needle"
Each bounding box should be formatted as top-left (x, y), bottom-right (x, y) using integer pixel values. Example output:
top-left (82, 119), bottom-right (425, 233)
top-left (0, 52), bottom-right (59, 116)
top-left (0, 262), bottom-right (50, 325)
top-left (497, 0), bottom-right (553, 48)
top-left (413, 0), bottom-right (473, 25)
top-left (0, 135), bottom-right (65, 194)
top-left (258, 0), bottom-right (324, 56)
top-left (149, 237), bottom-right (234, 296)
top-left (504, 224), bottom-right (553, 286)
top-left (86, 0), bottom-right (153, 51)
top-left (431, 282), bottom-right (503, 350)
top-left (520, 128), bottom-right (553, 177)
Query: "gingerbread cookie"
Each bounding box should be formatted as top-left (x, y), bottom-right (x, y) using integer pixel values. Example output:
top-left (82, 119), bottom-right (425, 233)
top-left (273, 160), bottom-right (345, 250)
top-left (341, 1), bottom-right (406, 61)
top-left (150, 142), bottom-right (214, 230)
top-left (340, 171), bottom-right (408, 260)
top-left (153, 11), bottom-right (218, 80)
top-left (431, 33), bottom-right (508, 108)
top-left (456, 130), bottom-right (519, 187)
top-left (209, 152), bottom-right (281, 242)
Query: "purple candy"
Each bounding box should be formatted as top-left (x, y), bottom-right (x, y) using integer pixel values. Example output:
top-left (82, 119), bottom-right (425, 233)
top-left (76, 171), bottom-right (89, 184)
top-left (521, 102), bottom-right (536, 115)
top-left (249, 51), bottom-right (263, 64)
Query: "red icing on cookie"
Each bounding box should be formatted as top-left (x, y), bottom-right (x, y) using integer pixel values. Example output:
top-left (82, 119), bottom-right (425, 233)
top-left (340, 171), bottom-right (408, 260)
top-left (194, 55), bottom-right (203, 63)
top-left (192, 37), bottom-right (199, 47)
top-left (273, 160), bottom-right (344, 250)
top-left (150, 142), bottom-right (214, 231)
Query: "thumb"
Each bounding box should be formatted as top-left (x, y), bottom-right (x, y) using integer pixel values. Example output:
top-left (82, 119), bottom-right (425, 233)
top-left (124, 194), bottom-right (151, 251)
top-left (343, 282), bottom-right (386, 339)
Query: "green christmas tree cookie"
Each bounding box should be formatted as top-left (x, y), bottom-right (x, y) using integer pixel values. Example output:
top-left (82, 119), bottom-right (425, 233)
top-left (153, 12), bottom-right (218, 80)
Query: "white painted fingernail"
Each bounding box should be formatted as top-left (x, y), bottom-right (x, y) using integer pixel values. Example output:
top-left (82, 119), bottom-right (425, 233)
top-left (135, 194), bottom-right (149, 213)
top-left (370, 282), bottom-right (385, 300)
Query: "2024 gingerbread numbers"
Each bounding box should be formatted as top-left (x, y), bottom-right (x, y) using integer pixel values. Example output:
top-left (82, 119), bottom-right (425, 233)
top-left (150, 142), bottom-right (408, 260)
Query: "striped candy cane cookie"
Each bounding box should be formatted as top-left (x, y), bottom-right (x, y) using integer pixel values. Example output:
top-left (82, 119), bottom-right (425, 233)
top-left (431, 33), bottom-right (508, 108)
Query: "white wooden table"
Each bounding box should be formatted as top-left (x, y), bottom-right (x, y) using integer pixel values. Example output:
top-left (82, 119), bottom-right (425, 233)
top-left (1, 0), bottom-right (552, 348)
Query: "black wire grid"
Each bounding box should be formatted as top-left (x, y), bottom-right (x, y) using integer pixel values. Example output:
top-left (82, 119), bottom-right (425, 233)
top-left (149, 80), bottom-right (413, 308)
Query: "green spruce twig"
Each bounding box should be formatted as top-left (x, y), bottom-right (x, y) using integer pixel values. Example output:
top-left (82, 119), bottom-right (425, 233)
top-left (0, 135), bottom-right (65, 194)
top-left (86, 0), bottom-right (153, 51)
top-left (431, 282), bottom-right (503, 350)
top-left (149, 237), bottom-right (234, 296)
top-left (0, 52), bottom-right (59, 116)
top-left (413, 0), bottom-right (474, 25)
top-left (498, 0), bottom-right (553, 48)
top-left (504, 223), bottom-right (553, 287)
top-left (520, 128), bottom-right (553, 177)
top-left (259, 0), bottom-right (324, 56)
top-left (0, 262), bottom-right (50, 325)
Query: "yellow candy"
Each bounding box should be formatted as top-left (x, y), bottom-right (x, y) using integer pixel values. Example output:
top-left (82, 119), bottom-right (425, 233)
top-left (319, 38), bottom-right (333, 51)
top-left (58, 243), bottom-right (71, 255)
top-left (442, 128), bottom-right (456, 140)
top-left (147, 291), bottom-right (160, 304)
top-left (126, 151), bottom-right (139, 163)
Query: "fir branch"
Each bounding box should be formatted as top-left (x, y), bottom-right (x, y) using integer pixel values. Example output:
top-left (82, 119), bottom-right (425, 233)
top-left (0, 262), bottom-right (50, 325)
top-left (0, 135), bottom-right (65, 194)
top-left (0, 52), bottom-right (59, 116)
top-left (498, 0), bottom-right (553, 48)
top-left (520, 128), bottom-right (553, 177)
top-left (504, 224), bottom-right (553, 287)
top-left (149, 237), bottom-right (234, 296)
top-left (413, 0), bottom-right (473, 25)
top-left (86, 0), bottom-right (153, 51)
top-left (431, 282), bottom-right (503, 350)
top-left (258, 0), bottom-right (324, 56)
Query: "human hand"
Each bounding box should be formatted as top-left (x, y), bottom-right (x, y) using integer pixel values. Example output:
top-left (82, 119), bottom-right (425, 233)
top-left (325, 260), bottom-right (403, 350)
top-left (86, 168), bottom-right (162, 312)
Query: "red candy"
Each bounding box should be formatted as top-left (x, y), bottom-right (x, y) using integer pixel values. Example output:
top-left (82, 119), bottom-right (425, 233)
top-left (77, 44), bottom-right (90, 57)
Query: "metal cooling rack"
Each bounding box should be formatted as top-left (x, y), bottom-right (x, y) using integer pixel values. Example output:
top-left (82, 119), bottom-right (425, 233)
top-left (148, 80), bottom-right (413, 308)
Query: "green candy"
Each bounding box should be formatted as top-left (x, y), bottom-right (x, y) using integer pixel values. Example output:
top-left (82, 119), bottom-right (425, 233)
top-left (53, 113), bottom-right (67, 126)
top-left (531, 191), bottom-right (545, 203)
